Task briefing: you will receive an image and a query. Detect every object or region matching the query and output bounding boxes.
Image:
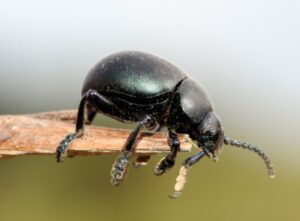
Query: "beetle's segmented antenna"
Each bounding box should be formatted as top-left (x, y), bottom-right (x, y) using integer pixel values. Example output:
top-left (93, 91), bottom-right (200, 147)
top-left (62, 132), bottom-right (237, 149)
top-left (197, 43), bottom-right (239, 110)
top-left (224, 136), bottom-right (275, 178)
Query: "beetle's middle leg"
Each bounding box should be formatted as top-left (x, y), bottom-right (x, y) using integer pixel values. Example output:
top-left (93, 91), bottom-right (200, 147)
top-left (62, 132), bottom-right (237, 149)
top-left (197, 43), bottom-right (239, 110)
top-left (111, 115), bottom-right (154, 186)
top-left (133, 120), bottom-right (161, 168)
top-left (154, 129), bottom-right (180, 176)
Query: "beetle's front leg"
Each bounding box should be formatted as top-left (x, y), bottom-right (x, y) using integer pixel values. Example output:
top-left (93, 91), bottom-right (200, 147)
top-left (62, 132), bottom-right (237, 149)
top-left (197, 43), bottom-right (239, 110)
top-left (154, 129), bottom-right (180, 176)
top-left (133, 121), bottom-right (160, 168)
top-left (111, 115), bottom-right (154, 186)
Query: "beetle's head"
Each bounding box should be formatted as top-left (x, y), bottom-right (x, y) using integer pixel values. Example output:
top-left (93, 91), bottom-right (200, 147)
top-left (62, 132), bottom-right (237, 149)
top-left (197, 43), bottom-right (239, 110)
top-left (190, 112), bottom-right (224, 160)
top-left (188, 112), bottom-right (276, 178)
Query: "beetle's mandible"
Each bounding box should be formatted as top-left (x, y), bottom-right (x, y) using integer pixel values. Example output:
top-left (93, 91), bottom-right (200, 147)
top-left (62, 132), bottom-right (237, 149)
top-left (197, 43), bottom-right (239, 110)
top-left (56, 51), bottom-right (275, 198)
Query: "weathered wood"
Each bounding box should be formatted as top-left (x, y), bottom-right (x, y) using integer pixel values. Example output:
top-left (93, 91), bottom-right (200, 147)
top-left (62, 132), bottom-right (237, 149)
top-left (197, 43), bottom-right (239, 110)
top-left (0, 110), bottom-right (191, 159)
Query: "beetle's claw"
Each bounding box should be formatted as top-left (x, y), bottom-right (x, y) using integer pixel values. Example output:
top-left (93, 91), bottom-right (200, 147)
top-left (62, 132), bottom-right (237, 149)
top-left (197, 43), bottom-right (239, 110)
top-left (56, 144), bottom-right (66, 162)
top-left (111, 153), bottom-right (129, 186)
top-left (154, 157), bottom-right (175, 176)
top-left (56, 149), bottom-right (63, 162)
top-left (154, 158), bottom-right (165, 175)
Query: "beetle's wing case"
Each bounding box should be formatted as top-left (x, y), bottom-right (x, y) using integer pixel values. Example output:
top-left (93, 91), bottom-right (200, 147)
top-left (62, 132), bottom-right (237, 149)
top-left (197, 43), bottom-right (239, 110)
top-left (82, 51), bottom-right (187, 100)
top-left (177, 78), bottom-right (213, 123)
top-left (81, 51), bottom-right (188, 122)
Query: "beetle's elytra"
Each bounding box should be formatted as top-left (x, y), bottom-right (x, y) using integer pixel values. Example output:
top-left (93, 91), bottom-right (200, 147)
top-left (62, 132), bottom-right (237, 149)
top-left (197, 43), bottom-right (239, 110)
top-left (56, 51), bottom-right (275, 198)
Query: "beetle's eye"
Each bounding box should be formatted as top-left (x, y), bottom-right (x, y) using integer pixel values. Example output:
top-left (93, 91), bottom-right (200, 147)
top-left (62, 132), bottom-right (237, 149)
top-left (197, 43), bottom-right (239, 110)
top-left (199, 132), bottom-right (212, 143)
top-left (211, 133), bottom-right (219, 142)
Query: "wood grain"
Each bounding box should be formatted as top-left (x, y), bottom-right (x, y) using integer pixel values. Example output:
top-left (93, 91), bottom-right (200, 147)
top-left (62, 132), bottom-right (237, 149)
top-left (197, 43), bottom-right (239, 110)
top-left (0, 110), bottom-right (191, 159)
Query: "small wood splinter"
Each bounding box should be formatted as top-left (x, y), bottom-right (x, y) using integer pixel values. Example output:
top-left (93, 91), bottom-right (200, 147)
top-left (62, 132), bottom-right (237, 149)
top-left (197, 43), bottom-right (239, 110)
top-left (169, 166), bottom-right (189, 199)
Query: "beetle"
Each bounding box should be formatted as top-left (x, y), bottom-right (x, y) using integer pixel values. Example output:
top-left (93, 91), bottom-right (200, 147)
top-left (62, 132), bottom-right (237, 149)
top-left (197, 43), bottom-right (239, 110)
top-left (56, 50), bottom-right (275, 198)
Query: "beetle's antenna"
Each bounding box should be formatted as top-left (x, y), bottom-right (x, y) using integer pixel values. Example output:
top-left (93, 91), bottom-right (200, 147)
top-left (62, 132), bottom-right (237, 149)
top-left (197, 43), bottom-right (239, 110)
top-left (223, 136), bottom-right (275, 178)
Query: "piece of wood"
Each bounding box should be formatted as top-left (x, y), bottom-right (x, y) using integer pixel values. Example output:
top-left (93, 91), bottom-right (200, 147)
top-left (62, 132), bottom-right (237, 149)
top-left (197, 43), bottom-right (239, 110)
top-left (0, 110), bottom-right (192, 159)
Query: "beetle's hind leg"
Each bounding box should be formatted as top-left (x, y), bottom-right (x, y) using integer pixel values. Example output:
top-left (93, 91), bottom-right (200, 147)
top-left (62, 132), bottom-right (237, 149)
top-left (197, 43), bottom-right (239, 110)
top-left (56, 89), bottom-right (121, 162)
top-left (85, 104), bottom-right (97, 125)
top-left (154, 129), bottom-right (180, 176)
top-left (56, 91), bottom-right (88, 162)
top-left (111, 115), bottom-right (154, 186)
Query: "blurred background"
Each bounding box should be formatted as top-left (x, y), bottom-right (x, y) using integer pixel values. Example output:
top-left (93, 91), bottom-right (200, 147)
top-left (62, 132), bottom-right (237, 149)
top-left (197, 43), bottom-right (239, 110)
top-left (0, 0), bottom-right (299, 220)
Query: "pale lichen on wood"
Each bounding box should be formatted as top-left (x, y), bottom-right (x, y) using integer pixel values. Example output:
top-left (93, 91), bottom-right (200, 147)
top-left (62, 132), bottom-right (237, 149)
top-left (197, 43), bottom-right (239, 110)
top-left (0, 110), bottom-right (191, 159)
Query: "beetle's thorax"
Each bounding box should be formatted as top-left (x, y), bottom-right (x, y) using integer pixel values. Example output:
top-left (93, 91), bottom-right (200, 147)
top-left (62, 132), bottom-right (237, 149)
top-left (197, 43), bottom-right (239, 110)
top-left (166, 78), bottom-right (214, 133)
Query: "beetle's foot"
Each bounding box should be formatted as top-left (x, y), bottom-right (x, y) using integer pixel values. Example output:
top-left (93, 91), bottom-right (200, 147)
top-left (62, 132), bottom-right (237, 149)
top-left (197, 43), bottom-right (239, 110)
top-left (154, 157), bottom-right (175, 176)
top-left (56, 133), bottom-right (76, 162)
top-left (111, 152), bottom-right (130, 186)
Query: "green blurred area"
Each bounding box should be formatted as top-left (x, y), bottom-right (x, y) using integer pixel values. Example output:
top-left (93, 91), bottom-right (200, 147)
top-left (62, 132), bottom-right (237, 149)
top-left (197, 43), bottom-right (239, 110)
top-left (0, 116), bottom-right (299, 221)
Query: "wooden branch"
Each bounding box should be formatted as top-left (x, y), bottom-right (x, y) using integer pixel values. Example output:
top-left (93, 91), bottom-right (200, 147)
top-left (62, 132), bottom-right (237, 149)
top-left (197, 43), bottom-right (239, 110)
top-left (0, 110), bottom-right (191, 159)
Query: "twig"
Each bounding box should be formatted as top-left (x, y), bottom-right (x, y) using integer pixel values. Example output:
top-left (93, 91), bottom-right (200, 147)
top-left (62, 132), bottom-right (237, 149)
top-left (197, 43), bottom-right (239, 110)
top-left (0, 110), bottom-right (191, 159)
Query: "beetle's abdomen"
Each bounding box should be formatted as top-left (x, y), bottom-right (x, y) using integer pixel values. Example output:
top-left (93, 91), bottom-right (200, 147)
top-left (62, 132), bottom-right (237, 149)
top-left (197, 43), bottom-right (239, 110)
top-left (82, 51), bottom-right (187, 99)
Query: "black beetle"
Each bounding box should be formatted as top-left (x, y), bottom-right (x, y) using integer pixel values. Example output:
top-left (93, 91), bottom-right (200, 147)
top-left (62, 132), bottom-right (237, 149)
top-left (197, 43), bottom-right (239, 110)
top-left (56, 51), bottom-right (275, 198)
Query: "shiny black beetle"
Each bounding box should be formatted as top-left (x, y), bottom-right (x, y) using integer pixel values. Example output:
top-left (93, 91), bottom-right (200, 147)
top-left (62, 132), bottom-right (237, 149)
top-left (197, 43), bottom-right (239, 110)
top-left (56, 51), bottom-right (275, 198)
